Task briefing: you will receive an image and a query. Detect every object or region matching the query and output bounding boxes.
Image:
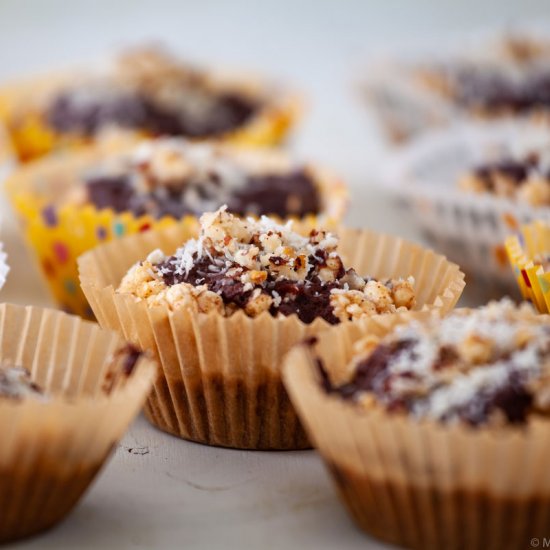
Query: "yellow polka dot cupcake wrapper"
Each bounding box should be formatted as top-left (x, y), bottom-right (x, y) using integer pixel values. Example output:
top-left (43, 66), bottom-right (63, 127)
top-left (505, 221), bottom-right (550, 313)
top-left (0, 67), bottom-right (302, 164)
top-left (5, 143), bottom-right (347, 320)
top-left (9, 190), bottom-right (199, 318)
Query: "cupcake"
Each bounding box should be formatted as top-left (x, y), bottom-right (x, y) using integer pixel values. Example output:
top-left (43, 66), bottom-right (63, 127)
top-left (505, 220), bottom-right (550, 313)
top-left (364, 31), bottom-right (550, 143)
top-left (79, 206), bottom-right (464, 450)
top-left (6, 138), bottom-right (346, 318)
top-left (0, 304), bottom-right (156, 542)
top-left (283, 299), bottom-right (550, 550)
top-left (0, 46), bottom-right (300, 163)
top-left (381, 120), bottom-right (550, 289)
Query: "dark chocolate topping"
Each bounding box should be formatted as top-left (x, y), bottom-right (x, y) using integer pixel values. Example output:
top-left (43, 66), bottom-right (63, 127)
top-left (472, 154), bottom-right (544, 190)
top-left (48, 88), bottom-right (258, 138)
top-left (84, 168), bottom-right (321, 220)
top-left (319, 341), bottom-right (536, 426)
top-left (450, 68), bottom-right (550, 113)
top-left (157, 251), bottom-right (342, 324)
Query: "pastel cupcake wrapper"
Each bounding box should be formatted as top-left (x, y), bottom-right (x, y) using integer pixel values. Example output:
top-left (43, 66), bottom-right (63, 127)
top-left (505, 220), bottom-right (550, 313)
top-left (78, 221), bottom-right (464, 450)
top-left (5, 143), bottom-right (346, 319)
top-left (283, 312), bottom-right (550, 550)
top-left (361, 26), bottom-right (550, 143)
top-left (0, 304), bottom-right (157, 542)
top-left (380, 120), bottom-right (550, 289)
top-left (0, 61), bottom-right (302, 163)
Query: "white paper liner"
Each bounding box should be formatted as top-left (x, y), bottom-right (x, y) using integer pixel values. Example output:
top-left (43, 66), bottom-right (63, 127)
top-left (283, 312), bottom-right (550, 549)
top-left (78, 221), bottom-right (464, 450)
top-left (379, 120), bottom-right (550, 290)
top-left (0, 304), bottom-right (156, 542)
top-left (361, 24), bottom-right (550, 143)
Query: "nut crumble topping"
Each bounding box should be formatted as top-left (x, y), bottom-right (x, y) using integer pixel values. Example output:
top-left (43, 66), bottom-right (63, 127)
top-left (118, 206), bottom-right (415, 324)
top-left (321, 299), bottom-right (550, 426)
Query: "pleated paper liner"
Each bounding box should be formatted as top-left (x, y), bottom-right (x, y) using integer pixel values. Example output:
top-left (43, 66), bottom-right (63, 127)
top-left (78, 221), bottom-right (464, 450)
top-left (5, 143), bottom-right (346, 319)
top-left (505, 220), bottom-right (550, 313)
top-left (362, 26), bottom-right (550, 144)
top-left (0, 304), bottom-right (157, 543)
top-left (282, 312), bottom-right (550, 550)
top-left (0, 60), bottom-right (301, 163)
top-left (380, 120), bottom-right (550, 292)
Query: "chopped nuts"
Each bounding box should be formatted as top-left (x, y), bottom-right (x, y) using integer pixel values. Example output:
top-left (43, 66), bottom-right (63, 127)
top-left (118, 207), bottom-right (416, 323)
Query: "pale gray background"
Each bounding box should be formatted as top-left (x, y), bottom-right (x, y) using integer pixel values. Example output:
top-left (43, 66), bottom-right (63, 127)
top-left (1, 1), bottom-right (549, 548)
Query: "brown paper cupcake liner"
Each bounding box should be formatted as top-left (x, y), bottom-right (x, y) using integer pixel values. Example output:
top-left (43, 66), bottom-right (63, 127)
top-left (5, 142), bottom-right (347, 319)
top-left (0, 304), bottom-right (157, 543)
top-left (283, 313), bottom-right (550, 550)
top-left (78, 221), bottom-right (464, 450)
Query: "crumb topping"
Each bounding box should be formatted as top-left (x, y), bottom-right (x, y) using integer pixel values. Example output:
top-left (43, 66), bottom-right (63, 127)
top-left (118, 206), bottom-right (415, 324)
top-left (321, 299), bottom-right (550, 426)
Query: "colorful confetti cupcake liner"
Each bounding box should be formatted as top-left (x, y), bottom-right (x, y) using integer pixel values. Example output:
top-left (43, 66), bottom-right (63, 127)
top-left (505, 220), bottom-right (550, 313)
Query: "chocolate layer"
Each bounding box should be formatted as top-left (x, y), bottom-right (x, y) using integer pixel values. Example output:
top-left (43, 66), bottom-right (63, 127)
top-left (318, 340), bottom-right (535, 426)
top-left (451, 68), bottom-right (550, 113)
top-left (158, 252), bottom-right (343, 325)
top-left (48, 89), bottom-right (257, 138)
top-left (84, 168), bottom-right (321, 219)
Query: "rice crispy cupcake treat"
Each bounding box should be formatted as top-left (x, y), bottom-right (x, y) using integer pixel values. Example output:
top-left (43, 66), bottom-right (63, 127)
top-left (284, 299), bottom-right (550, 550)
top-left (79, 206), bottom-right (464, 450)
top-left (0, 304), bottom-right (156, 542)
top-left (0, 46), bottom-right (300, 164)
top-left (6, 138), bottom-right (346, 318)
top-left (364, 32), bottom-right (550, 143)
top-left (506, 220), bottom-right (550, 312)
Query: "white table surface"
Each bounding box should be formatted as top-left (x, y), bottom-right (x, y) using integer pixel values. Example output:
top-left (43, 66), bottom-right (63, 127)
top-left (1, 1), bottom-right (548, 548)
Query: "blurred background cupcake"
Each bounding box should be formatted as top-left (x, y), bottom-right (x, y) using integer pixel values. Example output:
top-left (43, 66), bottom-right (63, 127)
top-left (363, 29), bottom-right (550, 144)
top-left (380, 120), bottom-right (550, 295)
top-left (0, 45), bottom-right (300, 164)
top-left (6, 138), bottom-right (347, 318)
